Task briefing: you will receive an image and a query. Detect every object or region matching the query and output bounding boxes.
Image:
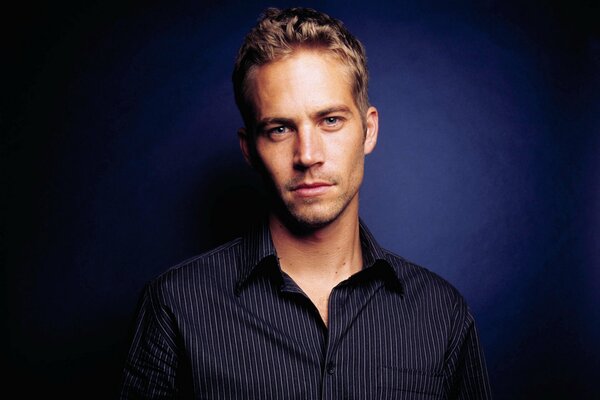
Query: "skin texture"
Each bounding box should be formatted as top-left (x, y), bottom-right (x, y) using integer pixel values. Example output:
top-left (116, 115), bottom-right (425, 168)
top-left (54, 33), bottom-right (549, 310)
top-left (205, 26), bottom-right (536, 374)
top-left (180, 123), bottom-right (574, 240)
top-left (238, 49), bottom-right (379, 325)
top-left (240, 49), bottom-right (378, 229)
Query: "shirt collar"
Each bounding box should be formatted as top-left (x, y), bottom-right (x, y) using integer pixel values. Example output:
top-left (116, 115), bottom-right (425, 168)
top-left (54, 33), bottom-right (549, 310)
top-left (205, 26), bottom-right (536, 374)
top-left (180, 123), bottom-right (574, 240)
top-left (235, 221), bottom-right (278, 294)
top-left (235, 218), bottom-right (403, 294)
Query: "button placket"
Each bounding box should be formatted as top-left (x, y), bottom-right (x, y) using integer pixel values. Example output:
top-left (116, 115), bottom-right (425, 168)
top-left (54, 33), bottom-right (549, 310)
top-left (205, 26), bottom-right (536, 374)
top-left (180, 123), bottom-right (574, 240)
top-left (326, 361), bottom-right (336, 375)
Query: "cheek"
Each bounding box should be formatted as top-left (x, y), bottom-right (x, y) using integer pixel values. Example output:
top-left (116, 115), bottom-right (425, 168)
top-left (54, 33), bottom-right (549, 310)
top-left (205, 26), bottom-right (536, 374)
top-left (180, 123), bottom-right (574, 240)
top-left (334, 137), bottom-right (365, 168)
top-left (255, 144), bottom-right (289, 184)
top-left (341, 140), bottom-right (367, 187)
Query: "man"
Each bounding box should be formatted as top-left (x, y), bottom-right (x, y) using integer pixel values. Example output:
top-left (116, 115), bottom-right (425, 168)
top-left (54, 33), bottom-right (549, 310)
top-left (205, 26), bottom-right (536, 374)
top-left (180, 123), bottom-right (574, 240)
top-left (120, 7), bottom-right (492, 399)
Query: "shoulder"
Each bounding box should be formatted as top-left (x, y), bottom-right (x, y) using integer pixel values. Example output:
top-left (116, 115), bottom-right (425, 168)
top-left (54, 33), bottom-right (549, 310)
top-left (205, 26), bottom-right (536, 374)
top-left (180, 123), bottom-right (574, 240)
top-left (382, 249), bottom-right (478, 347)
top-left (382, 249), bottom-right (469, 312)
top-left (147, 237), bottom-right (243, 300)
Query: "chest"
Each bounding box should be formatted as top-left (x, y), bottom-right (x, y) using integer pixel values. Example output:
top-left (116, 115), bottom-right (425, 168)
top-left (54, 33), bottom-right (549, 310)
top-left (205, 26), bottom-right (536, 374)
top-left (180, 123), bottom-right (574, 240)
top-left (178, 281), bottom-right (451, 399)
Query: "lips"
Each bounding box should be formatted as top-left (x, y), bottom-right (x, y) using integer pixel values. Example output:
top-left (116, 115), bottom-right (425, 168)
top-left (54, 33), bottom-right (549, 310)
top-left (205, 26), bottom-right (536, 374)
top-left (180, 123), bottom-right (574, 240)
top-left (291, 182), bottom-right (333, 197)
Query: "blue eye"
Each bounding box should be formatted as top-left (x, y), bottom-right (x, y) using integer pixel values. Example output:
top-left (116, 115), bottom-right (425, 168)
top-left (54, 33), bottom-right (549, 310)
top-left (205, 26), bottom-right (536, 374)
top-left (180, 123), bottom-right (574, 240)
top-left (267, 126), bottom-right (288, 135)
top-left (265, 126), bottom-right (291, 139)
top-left (322, 117), bottom-right (343, 129)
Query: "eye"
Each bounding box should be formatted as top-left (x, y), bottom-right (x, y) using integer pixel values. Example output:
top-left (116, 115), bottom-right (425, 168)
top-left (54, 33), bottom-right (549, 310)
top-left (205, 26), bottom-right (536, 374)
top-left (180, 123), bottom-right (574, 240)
top-left (321, 116), bottom-right (343, 130)
top-left (265, 125), bottom-right (291, 139)
top-left (272, 126), bottom-right (288, 134)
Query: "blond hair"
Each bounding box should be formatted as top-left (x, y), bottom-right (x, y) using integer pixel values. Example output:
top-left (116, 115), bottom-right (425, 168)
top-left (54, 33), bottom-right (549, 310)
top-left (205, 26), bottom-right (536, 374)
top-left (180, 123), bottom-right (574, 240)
top-left (232, 7), bottom-right (370, 129)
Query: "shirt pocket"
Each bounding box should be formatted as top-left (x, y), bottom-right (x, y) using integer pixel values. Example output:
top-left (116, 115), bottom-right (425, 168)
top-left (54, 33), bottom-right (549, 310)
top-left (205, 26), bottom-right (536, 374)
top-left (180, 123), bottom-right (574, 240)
top-left (377, 366), bottom-right (445, 399)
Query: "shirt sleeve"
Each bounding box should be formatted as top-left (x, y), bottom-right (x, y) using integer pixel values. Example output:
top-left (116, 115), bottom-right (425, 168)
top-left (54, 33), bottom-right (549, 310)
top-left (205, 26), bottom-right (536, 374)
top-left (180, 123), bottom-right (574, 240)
top-left (119, 282), bottom-right (190, 399)
top-left (444, 299), bottom-right (493, 399)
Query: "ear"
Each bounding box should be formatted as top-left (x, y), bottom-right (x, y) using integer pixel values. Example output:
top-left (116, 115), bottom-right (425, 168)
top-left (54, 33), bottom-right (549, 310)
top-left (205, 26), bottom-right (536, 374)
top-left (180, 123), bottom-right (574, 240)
top-left (363, 106), bottom-right (379, 155)
top-left (238, 127), bottom-right (254, 167)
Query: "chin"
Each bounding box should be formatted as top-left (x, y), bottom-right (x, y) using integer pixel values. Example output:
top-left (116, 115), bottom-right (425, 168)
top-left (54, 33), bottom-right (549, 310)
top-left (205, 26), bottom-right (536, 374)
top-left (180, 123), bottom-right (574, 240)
top-left (292, 214), bottom-right (334, 229)
top-left (286, 203), bottom-right (344, 230)
top-left (270, 188), bottom-right (355, 231)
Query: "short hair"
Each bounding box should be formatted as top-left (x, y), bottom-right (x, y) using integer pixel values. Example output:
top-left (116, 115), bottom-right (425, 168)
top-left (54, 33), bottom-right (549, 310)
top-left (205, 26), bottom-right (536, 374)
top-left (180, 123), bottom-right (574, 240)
top-left (232, 7), bottom-right (370, 130)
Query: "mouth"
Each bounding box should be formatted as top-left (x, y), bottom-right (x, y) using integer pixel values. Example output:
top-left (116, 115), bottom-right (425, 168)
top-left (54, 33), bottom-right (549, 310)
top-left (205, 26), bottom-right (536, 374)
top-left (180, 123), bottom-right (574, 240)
top-left (290, 181), bottom-right (334, 198)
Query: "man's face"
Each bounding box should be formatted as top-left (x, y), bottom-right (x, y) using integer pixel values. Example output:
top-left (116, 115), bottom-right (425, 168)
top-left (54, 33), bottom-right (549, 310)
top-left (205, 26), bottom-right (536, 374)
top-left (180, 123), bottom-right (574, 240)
top-left (240, 49), bottom-right (378, 229)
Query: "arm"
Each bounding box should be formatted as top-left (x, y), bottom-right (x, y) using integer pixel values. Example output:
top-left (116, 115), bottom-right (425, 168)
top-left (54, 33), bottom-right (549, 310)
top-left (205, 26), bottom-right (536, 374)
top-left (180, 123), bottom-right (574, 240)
top-left (444, 300), bottom-right (493, 399)
top-left (119, 282), bottom-right (191, 399)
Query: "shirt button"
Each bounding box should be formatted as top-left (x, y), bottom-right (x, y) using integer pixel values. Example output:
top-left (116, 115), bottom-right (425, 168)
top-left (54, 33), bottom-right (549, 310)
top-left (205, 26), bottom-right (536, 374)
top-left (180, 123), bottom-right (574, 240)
top-left (326, 362), bottom-right (336, 375)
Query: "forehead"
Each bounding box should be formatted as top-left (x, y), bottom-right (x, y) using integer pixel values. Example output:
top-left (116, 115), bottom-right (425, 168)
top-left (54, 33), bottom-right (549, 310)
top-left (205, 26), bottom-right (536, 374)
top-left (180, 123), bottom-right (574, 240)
top-left (246, 49), bottom-right (355, 119)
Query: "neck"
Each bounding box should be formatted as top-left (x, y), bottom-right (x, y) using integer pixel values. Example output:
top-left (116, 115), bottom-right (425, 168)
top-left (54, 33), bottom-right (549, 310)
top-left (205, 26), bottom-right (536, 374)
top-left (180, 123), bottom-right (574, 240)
top-left (269, 206), bottom-right (363, 284)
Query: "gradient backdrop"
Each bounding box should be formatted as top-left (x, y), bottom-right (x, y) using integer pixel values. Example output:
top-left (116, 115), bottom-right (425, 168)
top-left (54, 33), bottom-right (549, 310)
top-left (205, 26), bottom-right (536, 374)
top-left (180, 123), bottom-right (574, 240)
top-left (3, 1), bottom-right (599, 398)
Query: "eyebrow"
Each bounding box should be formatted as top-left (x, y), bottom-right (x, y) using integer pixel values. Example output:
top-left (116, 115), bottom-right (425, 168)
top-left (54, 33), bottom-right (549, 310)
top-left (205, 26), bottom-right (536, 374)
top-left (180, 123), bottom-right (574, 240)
top-left (312, 105), bottom-right (353, 119)
top-left (255, 117), bottom-right (295, 133)
top-left (256, 105), bottom-right (353, 132)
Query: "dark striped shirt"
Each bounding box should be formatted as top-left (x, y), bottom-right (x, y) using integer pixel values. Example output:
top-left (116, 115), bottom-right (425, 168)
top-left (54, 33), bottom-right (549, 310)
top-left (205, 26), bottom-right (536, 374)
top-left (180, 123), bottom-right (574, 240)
top-left (120, 220), bottom-right (491, 399)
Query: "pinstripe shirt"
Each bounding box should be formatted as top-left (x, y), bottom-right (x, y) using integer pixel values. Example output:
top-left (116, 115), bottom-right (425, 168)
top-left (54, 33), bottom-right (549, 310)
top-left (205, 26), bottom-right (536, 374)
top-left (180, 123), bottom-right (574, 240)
top-left (120, 220), bottom-right (491, 399)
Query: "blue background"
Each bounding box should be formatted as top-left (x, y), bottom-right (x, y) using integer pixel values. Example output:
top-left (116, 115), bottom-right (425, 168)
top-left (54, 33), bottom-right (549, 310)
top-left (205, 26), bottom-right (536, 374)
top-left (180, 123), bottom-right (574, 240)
top-left (3, 0), bottom-right (599, 398)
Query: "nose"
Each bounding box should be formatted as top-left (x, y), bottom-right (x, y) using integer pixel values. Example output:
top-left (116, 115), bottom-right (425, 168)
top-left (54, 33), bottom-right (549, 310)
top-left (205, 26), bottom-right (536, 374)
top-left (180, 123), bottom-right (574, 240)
top-left (293, 124), bottom-right (325, 169)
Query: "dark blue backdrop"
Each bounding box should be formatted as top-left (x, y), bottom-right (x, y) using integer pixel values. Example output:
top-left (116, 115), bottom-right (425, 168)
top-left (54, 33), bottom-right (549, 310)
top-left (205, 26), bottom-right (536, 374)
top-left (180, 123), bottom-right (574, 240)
top-left (3, 1), bottom-right (598, 398)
